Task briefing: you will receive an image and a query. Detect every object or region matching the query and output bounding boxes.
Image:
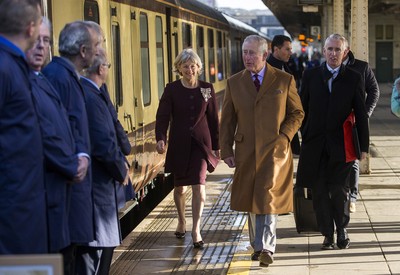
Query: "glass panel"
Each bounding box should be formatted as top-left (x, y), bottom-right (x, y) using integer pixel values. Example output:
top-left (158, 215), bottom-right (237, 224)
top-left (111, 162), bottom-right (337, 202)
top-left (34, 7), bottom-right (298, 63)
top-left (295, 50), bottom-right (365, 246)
top-left (375, 25), bottom-right (383, 40)
top-left (182, 22), bottom-right (192, 48)
top-left (140, 13), bottom-right (151, 106)
top-left (196, 26), bottom-right (205, 81)
top-left (112, 24), bottom-right (123, 106)
top-left (217, 31), bottom-right (223, 80)
top-left (84, 0), bottom-right (99, 23)
top-left (386, 25), bottom-right (393, 40)
top-left (156, 16), bottom-right (165, 99)
top-left (208, 29), bottom-right (215, 83)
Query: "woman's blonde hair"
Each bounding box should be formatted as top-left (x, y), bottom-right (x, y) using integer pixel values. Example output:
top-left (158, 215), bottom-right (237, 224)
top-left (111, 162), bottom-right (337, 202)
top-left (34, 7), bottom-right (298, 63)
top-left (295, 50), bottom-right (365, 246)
top-left (173, 48), bottom-right (203, 76)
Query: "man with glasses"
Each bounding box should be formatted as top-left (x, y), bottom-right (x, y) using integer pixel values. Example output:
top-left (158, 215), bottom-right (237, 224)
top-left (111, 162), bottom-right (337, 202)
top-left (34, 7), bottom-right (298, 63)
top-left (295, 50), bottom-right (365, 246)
top-left (26, 18), bottom-right (89, 274)
top-left (78, 47), bottom-right (129, 275)
top-left (296, 34), bottom-right (370, 250)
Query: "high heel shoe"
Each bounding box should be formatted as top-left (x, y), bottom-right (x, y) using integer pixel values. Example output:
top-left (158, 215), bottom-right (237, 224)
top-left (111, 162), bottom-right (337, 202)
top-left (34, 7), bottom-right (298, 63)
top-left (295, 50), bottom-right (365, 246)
top-left (174, 231), bottom-right (186, 239)
top-left (193, 240), bottom-right (204, 249)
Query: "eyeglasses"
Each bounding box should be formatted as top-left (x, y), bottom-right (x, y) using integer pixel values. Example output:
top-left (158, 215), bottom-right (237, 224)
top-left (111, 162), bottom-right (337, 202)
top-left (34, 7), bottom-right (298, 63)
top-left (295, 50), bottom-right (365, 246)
top-left (35, 36), bottom-right (51, 47)
top-left (102, 63), bottom-right (111, 68)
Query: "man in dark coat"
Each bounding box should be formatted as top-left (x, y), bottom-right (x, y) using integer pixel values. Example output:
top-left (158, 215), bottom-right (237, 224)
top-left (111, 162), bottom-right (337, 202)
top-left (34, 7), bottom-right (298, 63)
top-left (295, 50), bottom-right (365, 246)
top-left (296, 34), bottom-right (369, 250)
top-left (343, 49), bottom-right (380, 213)
top-left (77, 48), bottom-right (129, 275)
top-left (26, 18), bottom-right (89, 271)
top-left (42, 20), bottom-right (102, 274)
top-left (267, 35), bottom-right (301, 155)
top-left (0, 0), bottom-right (48, 254)
top-left (100, 83), bottom-right (135, 204)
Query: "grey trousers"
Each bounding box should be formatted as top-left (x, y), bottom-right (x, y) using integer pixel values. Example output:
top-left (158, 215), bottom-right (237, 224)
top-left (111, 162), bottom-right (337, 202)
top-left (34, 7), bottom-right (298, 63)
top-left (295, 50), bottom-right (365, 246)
top-left (248, 213), bottom-right (278, 253)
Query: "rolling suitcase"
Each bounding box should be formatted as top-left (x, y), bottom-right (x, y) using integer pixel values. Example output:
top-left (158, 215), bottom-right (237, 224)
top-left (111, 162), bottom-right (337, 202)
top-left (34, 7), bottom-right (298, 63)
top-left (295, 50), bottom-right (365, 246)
top-left (293, 185), bottom-right (319, 233)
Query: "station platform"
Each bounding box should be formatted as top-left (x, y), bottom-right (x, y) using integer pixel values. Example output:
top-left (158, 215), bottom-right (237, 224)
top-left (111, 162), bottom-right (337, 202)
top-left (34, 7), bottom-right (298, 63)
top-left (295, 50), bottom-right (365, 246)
top-left (110, 82), bottom-right (400, 275)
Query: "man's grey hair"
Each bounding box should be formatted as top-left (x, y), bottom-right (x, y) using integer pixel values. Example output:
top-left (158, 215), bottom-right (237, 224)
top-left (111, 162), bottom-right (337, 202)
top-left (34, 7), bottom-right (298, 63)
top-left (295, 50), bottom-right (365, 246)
top-left (324, 33), bottom-right (348, 50)
top-left (243, 35), bottom-right (269, 54)
top-left (58, 20), bottom-right (95, 57)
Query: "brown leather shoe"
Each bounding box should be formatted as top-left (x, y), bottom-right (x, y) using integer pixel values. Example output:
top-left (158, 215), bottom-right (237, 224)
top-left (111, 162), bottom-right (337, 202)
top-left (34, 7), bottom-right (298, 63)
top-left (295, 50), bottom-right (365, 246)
top-left (259, 250), bottom-right (273, 267)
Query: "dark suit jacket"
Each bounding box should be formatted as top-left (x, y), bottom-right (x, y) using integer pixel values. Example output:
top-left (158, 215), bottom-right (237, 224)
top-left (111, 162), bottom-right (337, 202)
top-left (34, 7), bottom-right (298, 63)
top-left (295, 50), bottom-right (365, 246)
top-left (296, 63), bottom-right (369, 188)
top-left (0, 39), bottom-right (47, 254)
top-left (30, 71), bottom-right (78, 252)
top-left (81, 78), bottom-right (127, 246)
top-left (100, 84), bottom-right (131, 155)
top-left (43, 56), bottom-right (94, 243)
top-left (156, 80), bottom-right (219, 176)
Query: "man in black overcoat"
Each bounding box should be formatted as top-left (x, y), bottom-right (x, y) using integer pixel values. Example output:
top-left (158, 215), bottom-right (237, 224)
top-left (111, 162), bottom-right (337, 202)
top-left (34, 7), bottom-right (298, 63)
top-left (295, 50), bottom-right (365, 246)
top-left (296, 34), bottom-right (369, 250)
top-left (342, 48), bottom-right (380, 213)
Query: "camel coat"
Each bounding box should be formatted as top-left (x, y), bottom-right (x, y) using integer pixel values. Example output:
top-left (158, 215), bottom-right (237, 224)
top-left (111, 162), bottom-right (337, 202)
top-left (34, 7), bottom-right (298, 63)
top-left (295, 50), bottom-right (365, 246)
top-left (220, 63), bottom-right (304, 214)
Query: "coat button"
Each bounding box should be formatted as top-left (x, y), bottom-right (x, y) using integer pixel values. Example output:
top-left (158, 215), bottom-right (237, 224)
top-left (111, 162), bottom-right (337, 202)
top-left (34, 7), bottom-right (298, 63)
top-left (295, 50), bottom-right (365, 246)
top-left (190, 95), bottom-right (194, 99)
top-left (189, 127), bottom-right (193, 130)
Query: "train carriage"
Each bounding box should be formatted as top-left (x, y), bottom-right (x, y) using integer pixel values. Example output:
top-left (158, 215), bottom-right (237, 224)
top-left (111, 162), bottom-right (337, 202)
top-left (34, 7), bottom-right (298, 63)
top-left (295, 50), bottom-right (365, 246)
top-left (42, 0), bottom-right (270, 226)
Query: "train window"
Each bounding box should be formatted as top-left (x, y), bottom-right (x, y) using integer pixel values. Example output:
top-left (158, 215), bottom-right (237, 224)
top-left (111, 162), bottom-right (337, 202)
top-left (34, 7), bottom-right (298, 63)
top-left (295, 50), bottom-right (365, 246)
top-left (111, 24), bottom-right (123, 107)
top-left (140, 13), bottom-right (151, 106)
top-left (208, 29), bottom-right (215, 83)
top-left (196, 26), bottom-right (205, 81)
top-left (224, 33), bottom-right (229, 77)
top-left (84, 0), bottom-right (99, 23)
top-left (182, 22), bottom-right (192, 48)
top-left (156, 16), bottom-right (165, 99)
top-left (217, 31), bottom-right (224, 80)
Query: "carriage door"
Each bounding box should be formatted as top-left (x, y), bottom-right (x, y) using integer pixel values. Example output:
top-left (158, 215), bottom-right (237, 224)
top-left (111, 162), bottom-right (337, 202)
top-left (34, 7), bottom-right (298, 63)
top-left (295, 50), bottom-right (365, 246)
top-left (376, 42), bottom-right (393, 82)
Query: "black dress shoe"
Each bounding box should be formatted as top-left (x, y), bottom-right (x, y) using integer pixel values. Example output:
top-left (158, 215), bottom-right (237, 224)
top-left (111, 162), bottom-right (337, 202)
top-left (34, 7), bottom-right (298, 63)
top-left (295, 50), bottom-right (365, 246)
top-left (259, 250), bottom-right (274, 267)
top-left (251, 250), bottom-right (261, 261)
top-left (193, 240), bottom-right (204, 249)
top-left (321, 235), bottom-right (334, 250)
top-left (174, 231), bottom-right (186, 239)
top-left (337, 228), bottom-right (350, 249)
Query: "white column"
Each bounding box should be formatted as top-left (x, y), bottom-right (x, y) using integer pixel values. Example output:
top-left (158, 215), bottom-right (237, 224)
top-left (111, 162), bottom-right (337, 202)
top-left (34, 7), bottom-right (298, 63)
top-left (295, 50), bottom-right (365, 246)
top-left (333, 0), bottom-right (345, 35)
top-left (350, 0), bottom-right (369, 61)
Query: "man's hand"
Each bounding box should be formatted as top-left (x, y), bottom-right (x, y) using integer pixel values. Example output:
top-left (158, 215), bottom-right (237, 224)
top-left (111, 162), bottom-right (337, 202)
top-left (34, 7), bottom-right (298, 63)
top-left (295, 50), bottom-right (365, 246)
top-left (122, 162), bottom-right (130, 186)
top-left (156, 140), bottom-right (166, 154)
top-left (223, 156), bottom-right (236, 168)
top-left (74, 156), bottom-right (89, 182)
top-left (360, 152), bottom-right (368, 161)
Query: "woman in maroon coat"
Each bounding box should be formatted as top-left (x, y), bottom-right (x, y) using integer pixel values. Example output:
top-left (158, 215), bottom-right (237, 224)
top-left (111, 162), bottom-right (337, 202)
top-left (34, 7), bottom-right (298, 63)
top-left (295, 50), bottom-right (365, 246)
top-left (156, 49), bottom-right (220, 249)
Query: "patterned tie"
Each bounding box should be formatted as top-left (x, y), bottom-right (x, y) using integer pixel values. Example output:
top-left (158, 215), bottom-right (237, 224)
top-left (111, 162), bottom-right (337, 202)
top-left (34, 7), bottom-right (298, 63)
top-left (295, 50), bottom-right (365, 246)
top-left (254, 74), bottom-right (261, 92)
top-left (328, 70), bottom-right (337, 92)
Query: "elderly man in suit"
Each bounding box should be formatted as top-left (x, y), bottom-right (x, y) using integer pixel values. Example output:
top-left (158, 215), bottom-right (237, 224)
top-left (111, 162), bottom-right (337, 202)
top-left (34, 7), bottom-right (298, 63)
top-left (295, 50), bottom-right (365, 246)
top-left (296, 34), bottom-right (369, 250)
top-left (26, 18), bottom-right (89, 274)
top-left (78, 48), bottom-right (129, 275)
top-left (0, 0), bottom-right (48, 254)
top-left (220, 35), bottom-right (304, 268)
top-left (42, 20), bottom-right (103, 274)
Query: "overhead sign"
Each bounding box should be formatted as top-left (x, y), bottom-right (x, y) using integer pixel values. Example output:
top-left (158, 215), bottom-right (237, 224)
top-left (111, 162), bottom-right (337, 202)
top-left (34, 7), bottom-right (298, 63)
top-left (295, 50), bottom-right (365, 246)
top-left (298, 0), bottom-right (324, 5)
top-left (310, 26), bottom-right (320, 36)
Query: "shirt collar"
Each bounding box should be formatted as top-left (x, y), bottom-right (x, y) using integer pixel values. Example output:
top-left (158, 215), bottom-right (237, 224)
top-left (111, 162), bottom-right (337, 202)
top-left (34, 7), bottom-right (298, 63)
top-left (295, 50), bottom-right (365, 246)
top-left (0, 35), bottom-right (25, 58)
top-left (326, 64), bottom-right (339, 74)
top-left (251, 65), bottom-right (266, 79)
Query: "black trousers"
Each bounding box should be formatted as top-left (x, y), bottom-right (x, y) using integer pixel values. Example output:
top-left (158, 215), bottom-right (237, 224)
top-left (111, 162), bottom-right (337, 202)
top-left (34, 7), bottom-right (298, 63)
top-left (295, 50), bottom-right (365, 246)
top-left (312, 151), bottom-right (352, 237)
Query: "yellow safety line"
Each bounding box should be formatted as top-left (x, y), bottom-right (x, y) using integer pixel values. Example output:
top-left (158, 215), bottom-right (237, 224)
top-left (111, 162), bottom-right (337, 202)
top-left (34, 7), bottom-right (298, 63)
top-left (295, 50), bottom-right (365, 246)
top-left (227, 220), bottom-right (251, 275)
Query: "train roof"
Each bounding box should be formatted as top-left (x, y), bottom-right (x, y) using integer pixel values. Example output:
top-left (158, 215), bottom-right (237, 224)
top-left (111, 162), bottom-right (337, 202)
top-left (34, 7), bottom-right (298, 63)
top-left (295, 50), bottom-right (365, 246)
top-left (222, 13), bottom-right (271, 41)
top-left (164, 0), bottom-right (229, 25)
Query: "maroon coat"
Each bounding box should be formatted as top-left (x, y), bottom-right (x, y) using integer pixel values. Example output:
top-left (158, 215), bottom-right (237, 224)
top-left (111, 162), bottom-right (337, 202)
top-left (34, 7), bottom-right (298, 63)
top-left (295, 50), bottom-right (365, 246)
top-left (156, 80), bottom-right (219, 176)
